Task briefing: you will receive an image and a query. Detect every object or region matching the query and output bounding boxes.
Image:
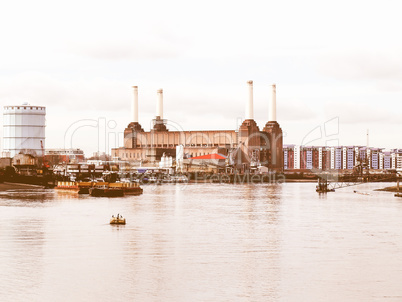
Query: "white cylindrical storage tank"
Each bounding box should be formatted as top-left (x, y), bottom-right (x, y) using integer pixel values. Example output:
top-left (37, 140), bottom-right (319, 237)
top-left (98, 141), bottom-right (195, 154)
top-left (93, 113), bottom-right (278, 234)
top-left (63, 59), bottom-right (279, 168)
top-left (2, 104), bottom-right (46, 157)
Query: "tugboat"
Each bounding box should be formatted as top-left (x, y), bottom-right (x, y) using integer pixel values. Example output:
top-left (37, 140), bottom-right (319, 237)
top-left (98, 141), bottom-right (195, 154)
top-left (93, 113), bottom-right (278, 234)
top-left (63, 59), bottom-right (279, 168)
top-left (110, 214), bottom-right (126, 225)
top-left (114, 182), bottom-right (143, 195)
top-left (89, 185), bottom-right (124, 197)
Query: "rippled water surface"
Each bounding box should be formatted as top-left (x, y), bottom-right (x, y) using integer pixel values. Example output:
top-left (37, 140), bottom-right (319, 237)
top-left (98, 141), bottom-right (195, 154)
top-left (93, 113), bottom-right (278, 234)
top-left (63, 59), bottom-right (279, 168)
top-left (1, 183), bottom-right (402, 301)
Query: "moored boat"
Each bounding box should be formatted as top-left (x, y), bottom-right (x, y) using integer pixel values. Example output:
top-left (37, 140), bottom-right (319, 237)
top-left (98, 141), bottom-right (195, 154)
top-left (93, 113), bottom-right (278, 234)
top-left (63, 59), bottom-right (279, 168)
top-left (56, 181), bottom-right (142, 196)
top-left (173, 175), bottom-right (188, 183)
top-left (148, 176), bottom-right (158, 183)
top-left (110, 182), bottom-right (143, 195)
top-left (55, 181), bottom-right (79, 192)
top-left (89, 185), bottom-right (124, 197)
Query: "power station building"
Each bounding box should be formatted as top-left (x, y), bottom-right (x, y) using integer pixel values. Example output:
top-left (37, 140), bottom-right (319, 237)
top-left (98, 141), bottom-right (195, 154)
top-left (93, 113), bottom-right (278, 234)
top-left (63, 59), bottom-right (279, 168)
top-left (2, 104), bottom-right (46, 157)
top-left (112, 81), bottom-right (283, 172)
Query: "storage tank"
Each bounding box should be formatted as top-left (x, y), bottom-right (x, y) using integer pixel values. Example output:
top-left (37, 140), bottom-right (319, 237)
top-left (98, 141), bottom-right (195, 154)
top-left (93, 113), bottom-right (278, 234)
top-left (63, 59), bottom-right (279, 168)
top-left (2, 104), bottom-right (46, 157)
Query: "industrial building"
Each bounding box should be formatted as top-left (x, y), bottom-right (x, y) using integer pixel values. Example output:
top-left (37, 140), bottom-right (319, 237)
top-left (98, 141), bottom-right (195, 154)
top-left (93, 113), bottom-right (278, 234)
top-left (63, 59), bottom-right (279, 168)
top-left (112, 81), bottom-right (284, 172)
top-left (2, 104), bottom-right (46, 157)
top-left (45, 148), bottom-right (85, 165)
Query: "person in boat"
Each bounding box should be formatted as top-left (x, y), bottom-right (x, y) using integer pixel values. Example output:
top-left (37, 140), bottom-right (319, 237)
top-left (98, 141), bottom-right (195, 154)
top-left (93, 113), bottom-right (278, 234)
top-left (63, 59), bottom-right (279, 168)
top-left (117, 214), bottom-right (120, 219)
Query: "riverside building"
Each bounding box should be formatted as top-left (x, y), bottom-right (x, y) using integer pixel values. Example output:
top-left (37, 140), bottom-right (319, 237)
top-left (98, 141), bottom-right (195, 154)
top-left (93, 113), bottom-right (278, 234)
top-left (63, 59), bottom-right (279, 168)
top-left (283, 145), bottom-right (402, 172)
top-left (112, 81), bottom-right (284, 172)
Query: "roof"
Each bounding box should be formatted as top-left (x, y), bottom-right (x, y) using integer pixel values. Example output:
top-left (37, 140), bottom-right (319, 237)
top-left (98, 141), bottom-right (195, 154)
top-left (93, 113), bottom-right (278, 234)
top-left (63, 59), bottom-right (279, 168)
top-left (190, 153), bottom-right (226, 160)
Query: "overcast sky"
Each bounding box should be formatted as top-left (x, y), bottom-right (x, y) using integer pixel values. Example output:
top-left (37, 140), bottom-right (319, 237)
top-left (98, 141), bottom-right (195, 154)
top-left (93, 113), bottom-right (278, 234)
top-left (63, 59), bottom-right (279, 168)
top-left (1, 0), bottom-right (401, 156)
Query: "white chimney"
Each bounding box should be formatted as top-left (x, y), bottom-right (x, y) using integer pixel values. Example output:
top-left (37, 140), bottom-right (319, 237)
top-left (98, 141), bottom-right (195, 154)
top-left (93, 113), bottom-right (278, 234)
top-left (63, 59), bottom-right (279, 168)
top-left (156, 89), bottom-right (163, 119)
top-left (132, 86), bottom-right (138, 123)
top-left (246, 80), bottom-right (254, 120)
top-left (269, 84), bottom-right (276, 122)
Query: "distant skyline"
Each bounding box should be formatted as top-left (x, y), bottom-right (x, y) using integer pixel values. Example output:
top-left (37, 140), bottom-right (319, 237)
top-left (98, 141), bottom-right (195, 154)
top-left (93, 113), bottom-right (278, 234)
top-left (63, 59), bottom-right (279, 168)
top-left (1, 0), bottom-right (401, 155)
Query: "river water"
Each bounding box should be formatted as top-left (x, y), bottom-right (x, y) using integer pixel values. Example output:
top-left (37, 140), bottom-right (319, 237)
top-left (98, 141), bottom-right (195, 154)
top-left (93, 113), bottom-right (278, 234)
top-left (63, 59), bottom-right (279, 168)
top-left (1, 182), bottom-right (402, 302)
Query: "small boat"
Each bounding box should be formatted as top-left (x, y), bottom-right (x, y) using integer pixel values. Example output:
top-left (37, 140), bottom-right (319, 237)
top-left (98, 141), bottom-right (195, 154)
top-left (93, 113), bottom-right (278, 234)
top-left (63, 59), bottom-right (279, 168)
top-left (354, 190), bottom-right (370, 196)
top-left (162, 177), bottom-right (170, 183)
top-left (89, 185), bottom-right (124, 197)
top-left (110, 215), bottom-right (126, 225)
top-left (174, 175), bottom-right (189, 183)
top-left (148, 176), bottom-right (158, 183)
top-left (395, 193), bottom-right (402, 198)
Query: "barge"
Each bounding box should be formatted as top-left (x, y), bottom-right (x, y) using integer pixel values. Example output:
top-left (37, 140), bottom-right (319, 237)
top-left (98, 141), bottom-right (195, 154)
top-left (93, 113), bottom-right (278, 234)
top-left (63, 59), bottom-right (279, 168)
top-left (55, 181), bottom-right (143, 196)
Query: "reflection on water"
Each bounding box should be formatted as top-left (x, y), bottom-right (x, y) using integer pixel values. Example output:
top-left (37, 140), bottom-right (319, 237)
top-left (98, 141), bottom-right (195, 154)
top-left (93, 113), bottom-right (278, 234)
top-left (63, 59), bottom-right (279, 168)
top-left (0, 189), bottom-right (55, 202)
top-left (0, 216), bottom-right (45, 301)
top-left (1, 183), bottom-right (402, 301)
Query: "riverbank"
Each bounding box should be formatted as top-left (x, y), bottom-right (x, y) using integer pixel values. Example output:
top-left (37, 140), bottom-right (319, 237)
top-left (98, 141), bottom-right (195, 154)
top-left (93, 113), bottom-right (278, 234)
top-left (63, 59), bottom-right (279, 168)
top-left (375, 186), bottom-right (401, 192)
top-left (284, 179), bottom-right (317, 183)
